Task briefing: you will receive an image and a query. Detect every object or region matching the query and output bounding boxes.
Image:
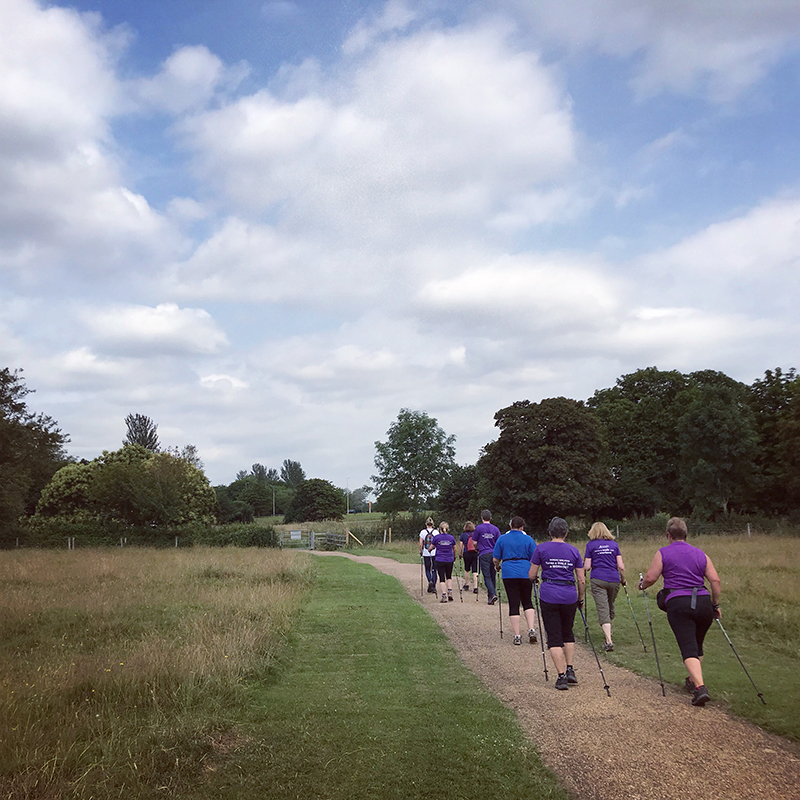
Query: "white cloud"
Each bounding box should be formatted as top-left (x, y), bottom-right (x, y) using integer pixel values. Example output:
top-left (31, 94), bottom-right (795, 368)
top-left (0, 0), bottom-right (182, 278)
top-left (128, 45), bottom-right (248, 114)
top-left (342, 0), bottom-right (417, 55)
top-left (179, 22), bottom-right (577, 235)
top-left (512, 0), bottom-right (800, 100)
top-left (83, 303), bottom-right (229, 355)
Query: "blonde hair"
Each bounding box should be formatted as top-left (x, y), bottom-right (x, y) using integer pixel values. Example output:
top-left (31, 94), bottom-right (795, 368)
top-left (588, 522), bottom-right (615, 541)
top-left (439, 521), bottom-right (450, 533)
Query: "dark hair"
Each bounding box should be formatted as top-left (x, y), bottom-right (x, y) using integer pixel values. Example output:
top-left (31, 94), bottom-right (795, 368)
top-left (666, 517), bottom-right (688, 540)
top-left (481, 509), bottom-right (492, 521)
top-left (510, 515), bottom-right (525, 530)
top-left (548, 517), bottom-right (569, 538)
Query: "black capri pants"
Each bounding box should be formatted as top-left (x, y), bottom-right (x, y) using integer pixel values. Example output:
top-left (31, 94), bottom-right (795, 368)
top-left (666, 594), bottom-right (714, 660)
top-left (435, 560), bottom-right (454, 582)
top-left (540, 600), bottom-right (578, 649)
top-left (502, 577), bottom-right (533, 617)
top-left (463, 551), bottom-right (478, 573)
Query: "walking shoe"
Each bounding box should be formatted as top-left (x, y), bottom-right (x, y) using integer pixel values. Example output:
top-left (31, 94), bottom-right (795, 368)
top-left (463, 584), bottom-right (470, 591)
top-left (473, 588), bottom-right (479, 594)
top-left (440, 594), bottom-right (448, 603)
top-left (602, 642), bottom-right (614, 652)
top-left (447, 593), bottom-right (454, 602)
top-left (685, 676), bottom-right (695, 693)
top-left (513, 635), bottom-right (522, 646)
top-left (528, 628), bottom-right (538, 644)
top-left (691, 685), bottom-right (710, 706)
top-left (565, 666), bottom-right (578, 685)
top-left (488, 595), bottom-right (498, 605)
top-left (555, 674), bottom-right (569, 690)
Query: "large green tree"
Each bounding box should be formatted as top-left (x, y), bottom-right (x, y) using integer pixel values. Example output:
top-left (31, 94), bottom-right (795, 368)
top-left (0, 368), bottom-right (69, 538)
top-left (588, 367), bottom-right (689, 517)
top-left (478, 397), bottom-right (611, 527)
top-left (373, 409), bottom-right (456, 513)
top-left (280, 459), bottom-right (306, 488)
top-left (437, 464), bottom-right (478, 520)
top-left (677, 372), bottom-right (758, 517)
top-left (34, 443), bottom-right (216, 527)
top-left (284, 478), bottom-right (345, 523)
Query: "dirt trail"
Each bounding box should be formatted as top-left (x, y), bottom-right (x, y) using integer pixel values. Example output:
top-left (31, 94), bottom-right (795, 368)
top-left (312, 551), bottom-right (800, 800)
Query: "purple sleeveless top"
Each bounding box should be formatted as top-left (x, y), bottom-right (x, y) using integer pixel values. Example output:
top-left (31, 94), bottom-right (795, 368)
top-left (659, 541), bottom-right (709, 604)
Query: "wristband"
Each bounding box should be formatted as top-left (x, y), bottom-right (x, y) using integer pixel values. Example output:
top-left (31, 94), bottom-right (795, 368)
top-left (712, 603), bottom-right (720, 610)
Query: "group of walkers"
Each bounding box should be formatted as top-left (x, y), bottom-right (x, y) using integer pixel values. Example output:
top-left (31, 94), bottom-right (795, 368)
top-left (420, 510), bottom-right (723, 706)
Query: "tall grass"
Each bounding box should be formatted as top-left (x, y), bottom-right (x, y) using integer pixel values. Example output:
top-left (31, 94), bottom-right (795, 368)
top-left (0, 548), bottom-right (314, 799)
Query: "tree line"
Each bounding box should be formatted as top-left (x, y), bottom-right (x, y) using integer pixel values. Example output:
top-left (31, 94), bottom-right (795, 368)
top-left (375, 366), bottom-right (800, 525)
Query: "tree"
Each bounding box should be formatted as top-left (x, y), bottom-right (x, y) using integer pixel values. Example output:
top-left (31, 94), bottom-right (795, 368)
top-left (0, 368), bottom-right (69, 537)
top-left (438, 464), bottom-right (478, 519)
top-left (372, 409), bottom-right (456, 513)
top-left (347, 484), bottom-right (373, 512)
top-left (478, 398), bottom-right (611, 527)
top-left (280, 459), bottom-right (306, 488)
top-left (123, 413), bottom-right (160, 451)
top-left (34, 443), bottom-right (216, 528)
top-left (677, 373), bottom-right (758, 517)
top-left (284, 478), bottom-right (345, 523)
top-left (588, 367), bottom-right (689, 517)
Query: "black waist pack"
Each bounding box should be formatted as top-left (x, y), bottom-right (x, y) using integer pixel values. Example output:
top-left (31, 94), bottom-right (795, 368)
top-left (656, 588), bottom-right (669, 611)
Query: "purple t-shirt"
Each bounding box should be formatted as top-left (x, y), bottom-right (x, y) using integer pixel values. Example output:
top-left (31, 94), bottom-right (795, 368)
top-left (432, 533), bottom-right (456, 563)
top-left (584, 539), bottom-right (621, 583)
top-left (472, 522), bottom-right (501, 555)
top-left (660, 541), bottom-right (709, 604)
top-left (531, 541), bottom-right (583, 604)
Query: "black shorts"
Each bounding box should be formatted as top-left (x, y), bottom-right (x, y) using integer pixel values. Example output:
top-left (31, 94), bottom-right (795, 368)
top-left (502, 577), bottom-right (533, 617)
top-left (666, 594), bottom-right (714, 660)
top-left (540, 600), bottom-right (578, 649)
top-left (463, 551), bottom-right (478, 572)
top-left (435, 560), bottom-right (454, 581)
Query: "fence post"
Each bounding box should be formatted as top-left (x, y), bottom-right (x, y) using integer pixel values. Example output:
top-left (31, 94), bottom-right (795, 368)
top-left (388, 527), bottom-right (392, 543)
top-left (747, 523), bottom-right (751, 538)
top-left (175, 536), bottom-right (179, 548)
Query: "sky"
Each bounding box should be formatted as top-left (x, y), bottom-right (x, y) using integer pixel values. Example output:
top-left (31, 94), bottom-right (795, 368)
top-left (2, 0), bottom-right (800, 492)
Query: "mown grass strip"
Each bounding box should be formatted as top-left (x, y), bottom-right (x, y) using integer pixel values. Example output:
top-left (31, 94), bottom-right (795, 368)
top-left (207, 555), bottom-right (568, 800)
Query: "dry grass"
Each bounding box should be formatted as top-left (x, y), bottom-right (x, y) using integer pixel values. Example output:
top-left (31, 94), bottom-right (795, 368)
top-left (0, 547), bottom-right (315, 799)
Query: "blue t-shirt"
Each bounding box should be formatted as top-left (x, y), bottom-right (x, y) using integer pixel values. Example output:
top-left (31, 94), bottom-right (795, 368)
top-left (472, 522), bottom-right (501, 555)
top-left (460, 531), bottom-right (477, 552)
top-left (431, 533), bottom-right (456, 563)
top-left (584, 539), bottom-right (621, 583)
top-left (531, 541), bottom-right (583, 604)
top-left (493, 530), bottom-right (537, 579)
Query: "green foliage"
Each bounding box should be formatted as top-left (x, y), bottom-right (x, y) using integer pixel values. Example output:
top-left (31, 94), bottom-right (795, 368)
top-left (33, 444), bottom-right (216, 531)
top-left (0, 368), bottom-right (69, 541)
top-left (478, 397), bottom-right (611, 525)
top-left (438, 464), bottom-right (478, 519)
top-left (279, 458), bottom-right (306, 488)
top-left (677, 373), bottom-right (758, 517)
top-left (373, 408), bottom-right (456, 512)
top-left (214, 485), bottom-right (255, 523)
top-left (284, 478), bottom-right (345, 523)
top-left (122, 412), bottom-right (160, 451)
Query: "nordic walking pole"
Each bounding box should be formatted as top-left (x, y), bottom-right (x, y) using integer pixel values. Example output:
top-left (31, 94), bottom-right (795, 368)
top-left (640, 573), bottom-right (666, 696)
top-left (622, 582), bottom-right (647, 652)
top-left (576, 600), bottom-right (611, 696)
top-left (420, 556), bottom-right (424, 597)
top-left (497, 567), bottom-right (504, 640)
top-left (715, 618), bottom-right (766, 704)
top-left (457, 557), bottom-right (463, 602)
top-left (532, 579), bottom-right (549, 681)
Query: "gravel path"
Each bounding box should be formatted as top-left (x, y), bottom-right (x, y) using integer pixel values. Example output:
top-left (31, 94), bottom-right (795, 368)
top-left (313, 552), bottom-right (800, 800)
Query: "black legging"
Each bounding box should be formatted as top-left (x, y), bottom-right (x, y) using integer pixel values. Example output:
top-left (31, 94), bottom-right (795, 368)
top-left (502, 577), bottom-right (533, 617)
top-left (666, 594), bottom-right (714, 660)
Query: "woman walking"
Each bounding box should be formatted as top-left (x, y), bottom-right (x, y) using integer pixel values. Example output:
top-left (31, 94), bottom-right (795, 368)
top-left (493, 516), bottom-right (538, 645)
top-left (459, 521), bottom-right (479, 595)
top-left (432, 522), bottom-right (457, 603)
top-left (584, 522), bottom-right (626, 652)
top-left (419, 518), bottom-right (437, 594)
top-left (529, 517), bottom-right (585, 690)
top-left (639, 517), bottom-right (721, 706)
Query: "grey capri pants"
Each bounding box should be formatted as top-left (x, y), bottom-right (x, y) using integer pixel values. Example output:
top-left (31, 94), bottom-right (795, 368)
top-left (590, 578), bottom-right (620, 626)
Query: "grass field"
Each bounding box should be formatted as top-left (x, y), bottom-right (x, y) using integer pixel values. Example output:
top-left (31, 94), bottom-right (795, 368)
top-left (0, 547), bottom-right (566, 799)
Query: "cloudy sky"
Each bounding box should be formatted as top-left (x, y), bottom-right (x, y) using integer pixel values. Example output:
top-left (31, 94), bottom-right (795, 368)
top-left (2, 0), bottom-right (800, 491)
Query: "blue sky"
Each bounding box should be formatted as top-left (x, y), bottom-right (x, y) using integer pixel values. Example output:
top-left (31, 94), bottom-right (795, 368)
top-left (2, 0), bottom-right (800, 492)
